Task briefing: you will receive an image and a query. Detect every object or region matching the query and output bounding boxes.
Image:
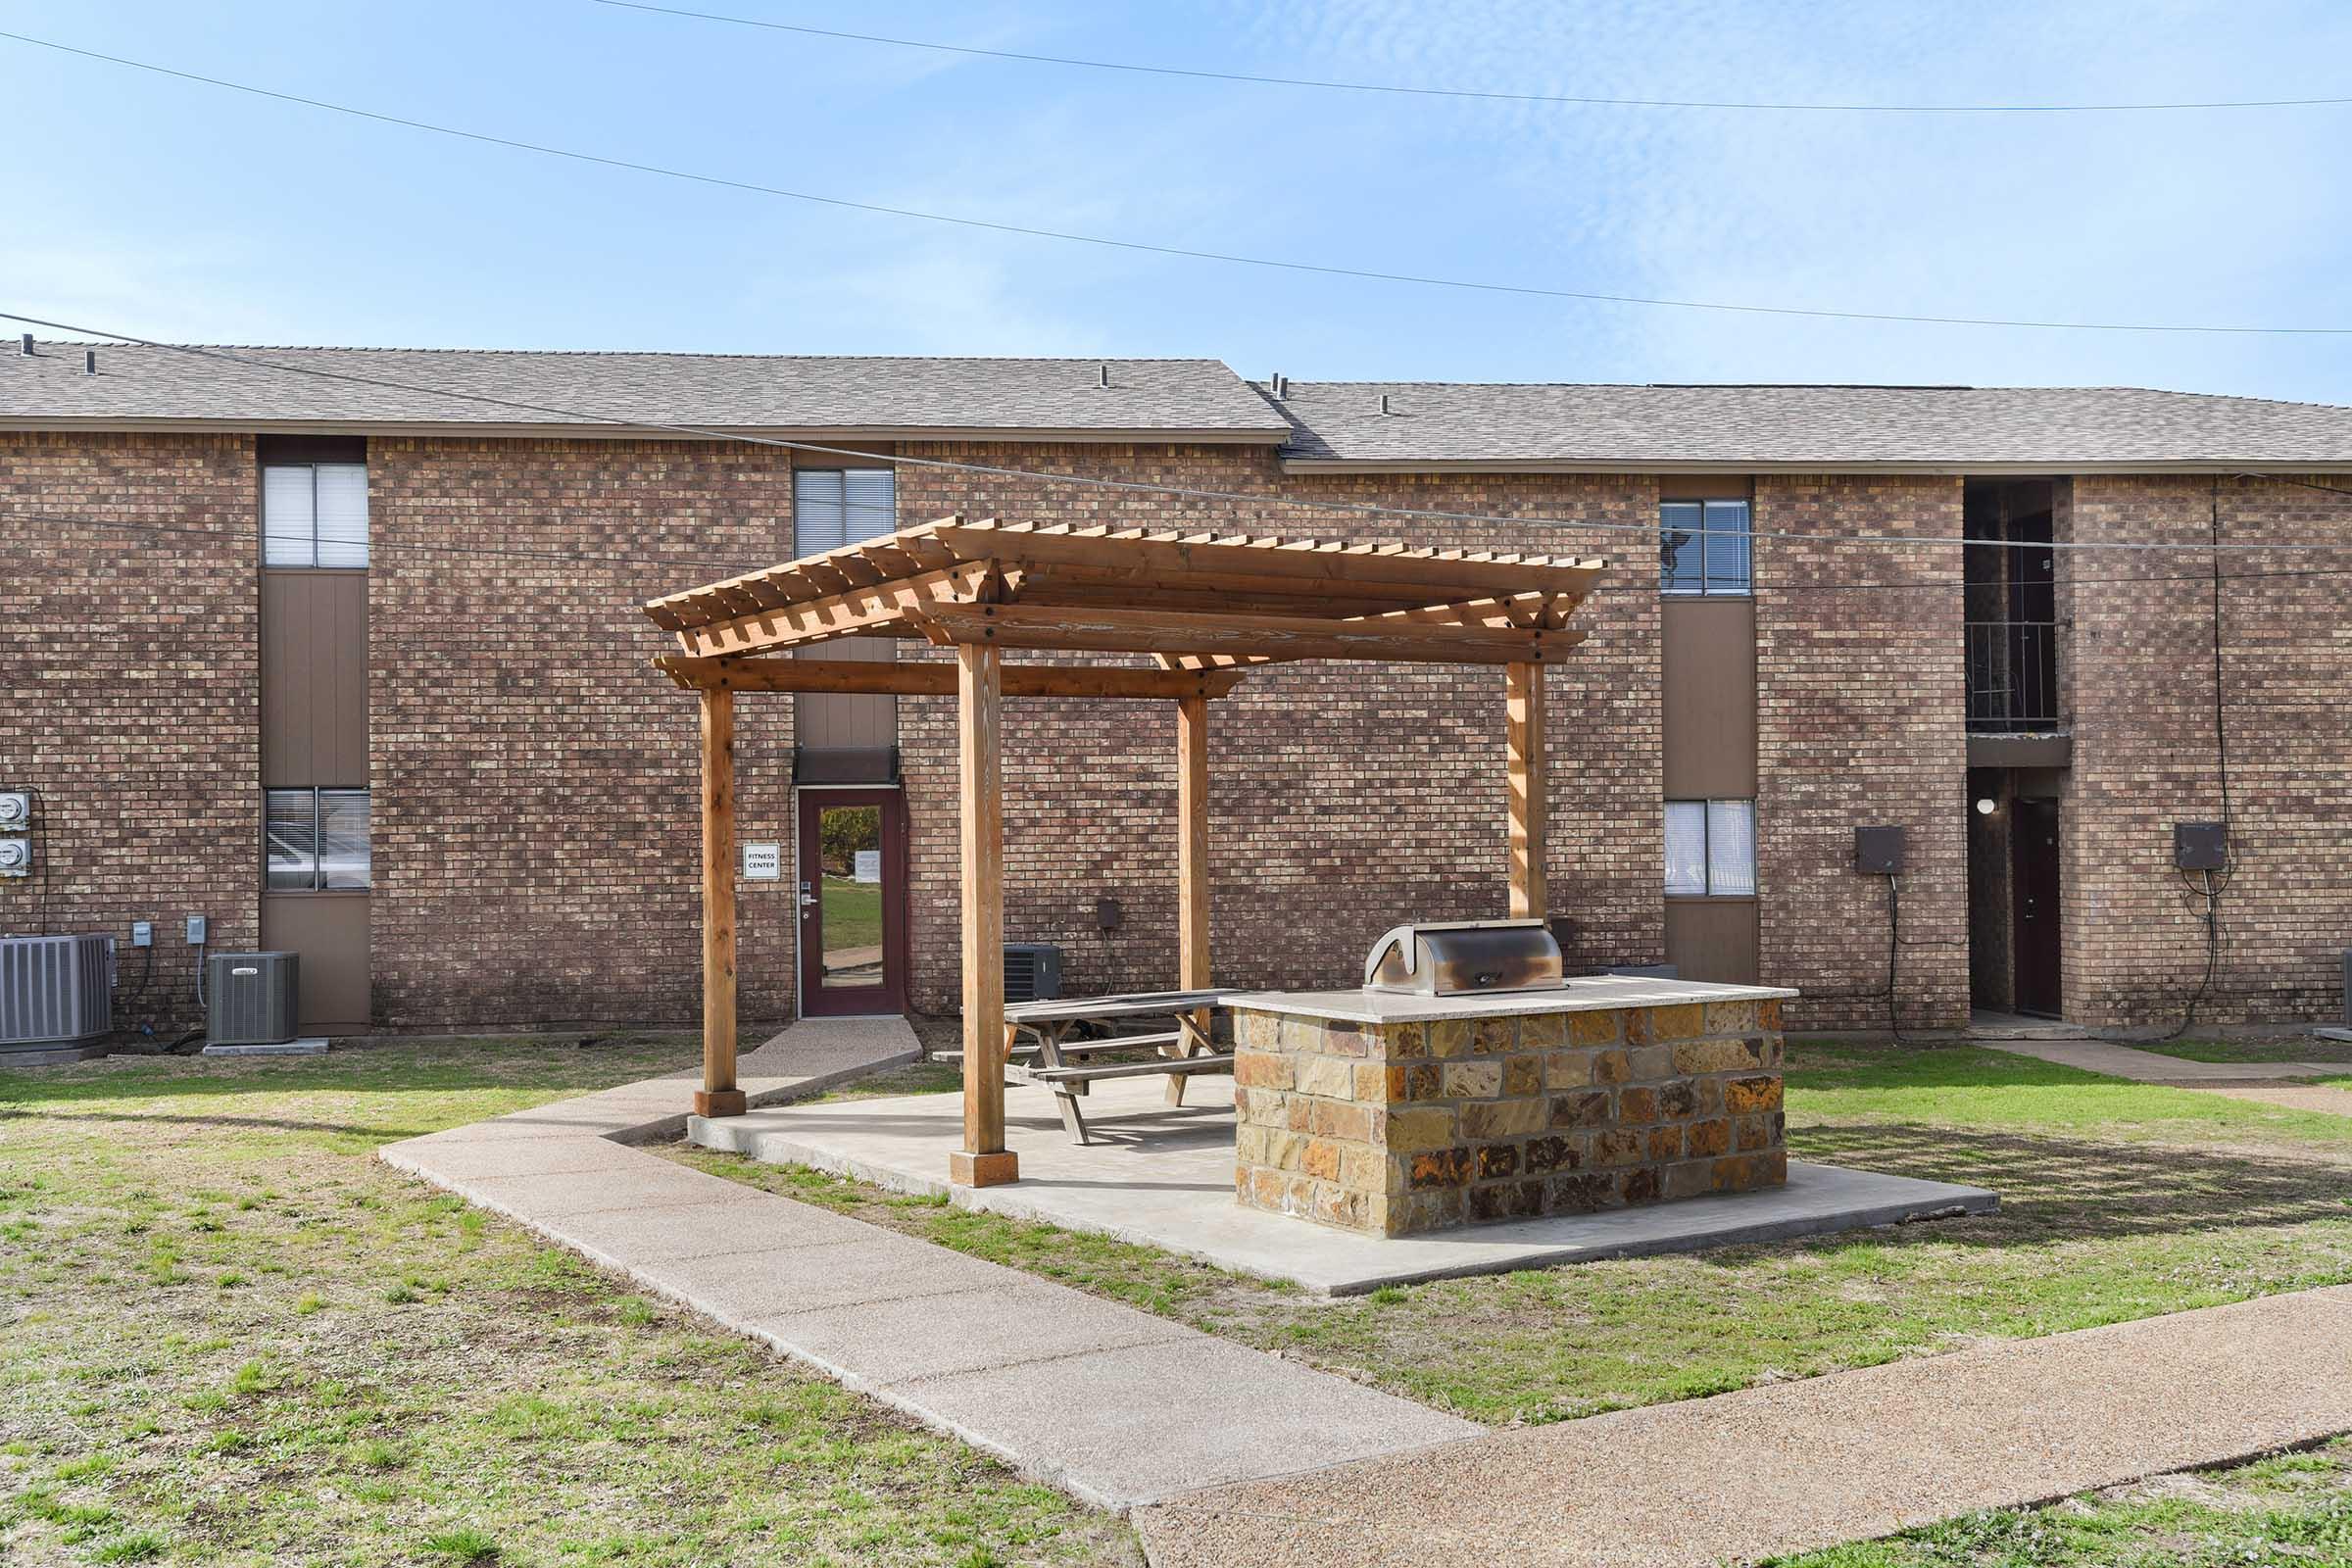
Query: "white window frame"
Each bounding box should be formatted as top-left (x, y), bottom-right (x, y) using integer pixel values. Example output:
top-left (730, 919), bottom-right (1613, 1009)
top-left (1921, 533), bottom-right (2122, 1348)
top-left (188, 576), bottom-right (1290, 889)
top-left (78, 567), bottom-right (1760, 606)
top-left (1659, 499), bottom-right (1752, 598)
top-left (263, 462), bottom-right (370, 568)
top-left (1665, 798), bottom-right (1757, 899)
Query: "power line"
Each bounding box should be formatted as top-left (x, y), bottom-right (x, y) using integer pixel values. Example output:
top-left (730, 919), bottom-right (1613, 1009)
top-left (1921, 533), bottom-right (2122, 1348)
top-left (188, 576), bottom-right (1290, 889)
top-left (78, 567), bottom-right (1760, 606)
top-left (591, 0), bottom-right (2352, 117)
top-left (3, 29), bottom-right (2348, 338)
top-left (10, 309), bottom-right (2352, 558)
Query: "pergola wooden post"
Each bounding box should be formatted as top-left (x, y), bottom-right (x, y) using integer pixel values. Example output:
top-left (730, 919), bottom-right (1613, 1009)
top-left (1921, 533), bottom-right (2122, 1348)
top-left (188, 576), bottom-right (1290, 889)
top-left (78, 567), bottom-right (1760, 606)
top-left (1505, 661), bottom-right (1548, 920)
top-left (694, 686), bottom-right (746, 1117)
top-left (1171, 694), bottom-right (1211, 1106)
top-left (642, 515), bottom-right (1604, 1187)
top-left (949, 642), bottom-right (1017, 1186)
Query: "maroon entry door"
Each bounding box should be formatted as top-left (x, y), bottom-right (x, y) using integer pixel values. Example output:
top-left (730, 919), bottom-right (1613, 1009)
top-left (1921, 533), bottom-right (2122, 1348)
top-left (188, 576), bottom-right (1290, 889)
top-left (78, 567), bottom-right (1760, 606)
top-left (796, 789), bottom-right (908, 1017)
top-left (2011, 797), bottom-right (2062, 1018)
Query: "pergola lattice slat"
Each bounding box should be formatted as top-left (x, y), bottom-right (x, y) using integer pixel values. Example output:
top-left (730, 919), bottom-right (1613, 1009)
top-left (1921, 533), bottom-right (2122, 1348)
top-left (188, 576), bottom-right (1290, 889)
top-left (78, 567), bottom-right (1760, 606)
top-left (643, 514), bottom-right (1606, 1189)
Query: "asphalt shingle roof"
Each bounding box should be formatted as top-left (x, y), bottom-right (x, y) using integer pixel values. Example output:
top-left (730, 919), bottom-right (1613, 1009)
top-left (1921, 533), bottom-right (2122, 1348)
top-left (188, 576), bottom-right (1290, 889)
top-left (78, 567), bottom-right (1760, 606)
top-left (1267, 381), bottom-right (2352, 467)
top-left (0, 345), bottom-right (1293, 438)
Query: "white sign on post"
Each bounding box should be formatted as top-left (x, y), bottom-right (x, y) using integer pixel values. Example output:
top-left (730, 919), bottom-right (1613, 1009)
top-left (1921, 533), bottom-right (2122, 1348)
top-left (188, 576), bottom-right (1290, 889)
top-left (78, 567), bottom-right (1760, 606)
top-left (853, 850), bottom-right (882, 884)
top-left (741, 843), bottom-right (782, 881)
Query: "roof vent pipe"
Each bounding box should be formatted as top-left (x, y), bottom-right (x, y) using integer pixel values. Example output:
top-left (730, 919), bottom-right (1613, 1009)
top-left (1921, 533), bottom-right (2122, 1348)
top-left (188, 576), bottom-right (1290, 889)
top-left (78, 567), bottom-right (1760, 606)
top-left (17, 334), bottom-right (30, 357)
top-left (1270, 372), bottom-right (1287, 399)
top-left (1379, 392), bottom-right (1395, 416)
top-left (1096, 363), bottom-right (1109, 388)
top-left (83, 350), bottom-right (97, 375)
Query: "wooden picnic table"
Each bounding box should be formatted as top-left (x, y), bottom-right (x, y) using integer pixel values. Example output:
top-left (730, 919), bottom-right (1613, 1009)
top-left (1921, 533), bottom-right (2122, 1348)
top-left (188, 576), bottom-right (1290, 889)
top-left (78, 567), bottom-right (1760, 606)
top-left (1001, 990), bottom-right (1234, 1144)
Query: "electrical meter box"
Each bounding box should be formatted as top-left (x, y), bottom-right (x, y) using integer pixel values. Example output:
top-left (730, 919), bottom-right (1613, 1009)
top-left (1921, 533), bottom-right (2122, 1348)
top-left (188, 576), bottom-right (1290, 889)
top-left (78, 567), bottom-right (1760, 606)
top-left (1854, 825), bottom-right (1907, 875)
top-left (2175, 821), bottom-right (2229, 871)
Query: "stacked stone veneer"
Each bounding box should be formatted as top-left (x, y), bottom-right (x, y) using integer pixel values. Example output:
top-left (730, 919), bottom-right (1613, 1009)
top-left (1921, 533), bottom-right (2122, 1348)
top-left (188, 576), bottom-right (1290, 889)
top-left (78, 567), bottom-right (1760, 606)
top-left (1232, 999), bottom-right (1788, 1236)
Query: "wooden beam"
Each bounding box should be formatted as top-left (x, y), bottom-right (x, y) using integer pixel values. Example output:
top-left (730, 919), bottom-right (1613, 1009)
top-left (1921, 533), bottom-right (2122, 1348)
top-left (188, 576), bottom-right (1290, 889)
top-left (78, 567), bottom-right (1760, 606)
top-left (1172, 694), bottom-right (1211, 1108)
top-left (695, 687), bottom-right (745, 1117)
top-left (673, 563), bottom-right (995, 660)
top-left (949, 642), bottom-right (1017, 1188)
top-left (1505, 661), bottom-right (1548, 921)
top-left (924, 518), bottom-right (1607, 601)
top-left (913, 601), bottom-right (1582, 665)
top-left (655, 655), bottom-right (1246, 700)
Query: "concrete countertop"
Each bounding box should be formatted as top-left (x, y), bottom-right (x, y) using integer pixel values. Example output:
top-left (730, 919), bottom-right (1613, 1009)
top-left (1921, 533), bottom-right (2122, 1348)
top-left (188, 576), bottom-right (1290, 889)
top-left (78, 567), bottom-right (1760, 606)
top-left (1219, 975), bottom-right (1799, 1026)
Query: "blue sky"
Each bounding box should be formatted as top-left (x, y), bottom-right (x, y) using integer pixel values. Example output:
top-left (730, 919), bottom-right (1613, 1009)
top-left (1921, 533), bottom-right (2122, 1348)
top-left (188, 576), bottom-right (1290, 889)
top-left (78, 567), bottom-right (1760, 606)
top-left (2, 0), bottom-right (2348, 400)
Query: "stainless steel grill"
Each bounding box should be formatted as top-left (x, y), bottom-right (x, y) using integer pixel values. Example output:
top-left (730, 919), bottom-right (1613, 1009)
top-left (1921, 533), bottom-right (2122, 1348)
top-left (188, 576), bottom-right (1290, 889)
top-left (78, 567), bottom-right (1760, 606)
top-left (1362, 919), bottom-right (1565, 997)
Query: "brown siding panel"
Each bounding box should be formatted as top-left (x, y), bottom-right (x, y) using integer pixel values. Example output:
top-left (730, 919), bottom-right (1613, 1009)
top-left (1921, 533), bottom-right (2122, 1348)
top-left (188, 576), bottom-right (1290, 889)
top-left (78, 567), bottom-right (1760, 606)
top-left (261, 571), bottom-right (368, 787)
top-left (1661, 597), bottom-right (1757, 799)
top-left (1663, 900), bottom-right (1760, 985)
top-left (260, 892), bottom-right (371, 1031)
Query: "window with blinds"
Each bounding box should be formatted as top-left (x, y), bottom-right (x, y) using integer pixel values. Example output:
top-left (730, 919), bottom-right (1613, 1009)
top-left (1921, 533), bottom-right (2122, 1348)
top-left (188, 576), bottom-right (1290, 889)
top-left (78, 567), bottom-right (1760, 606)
top-left (266, 788), bottom-right (370, 891)
top-left (1665, 799), bottom-right (1757, 897)
top-left (1659, 499), bottom-right (1751, 596)
top-left (793, 467), bottom-right (897, 555)
top-left (263, 463), bottom-right (370, 567)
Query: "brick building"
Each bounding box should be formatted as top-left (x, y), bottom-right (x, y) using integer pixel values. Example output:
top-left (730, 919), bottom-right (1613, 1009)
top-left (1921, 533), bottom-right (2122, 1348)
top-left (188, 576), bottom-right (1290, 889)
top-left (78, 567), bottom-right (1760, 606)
top-left (3, 344), bottom-right (2349, 1039)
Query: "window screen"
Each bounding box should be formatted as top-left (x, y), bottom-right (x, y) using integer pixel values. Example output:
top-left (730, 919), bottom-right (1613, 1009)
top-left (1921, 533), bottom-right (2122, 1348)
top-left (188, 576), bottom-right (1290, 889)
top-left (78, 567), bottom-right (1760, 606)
top-left (263, 464), bottom-right (370, 567)
top-left (1665, 798), bottom-right (1757, 896)
top-left (1659, 499), bottom-right (1750, 596)
top-left (265, 788), bottom-right (370, 891)
top-left (793, 467), bottom-right (897, 555)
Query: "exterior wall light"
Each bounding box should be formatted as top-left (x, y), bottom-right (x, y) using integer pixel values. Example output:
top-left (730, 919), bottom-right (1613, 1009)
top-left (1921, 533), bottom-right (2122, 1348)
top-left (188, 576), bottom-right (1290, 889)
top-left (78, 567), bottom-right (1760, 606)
top-left (1975, 797), bottom-right (1997, 815)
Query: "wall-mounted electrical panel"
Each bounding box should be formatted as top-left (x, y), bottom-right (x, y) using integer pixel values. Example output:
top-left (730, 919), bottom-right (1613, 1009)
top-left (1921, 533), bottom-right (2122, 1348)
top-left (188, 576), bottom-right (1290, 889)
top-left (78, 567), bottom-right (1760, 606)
top-left (1854, 825), bottom-right (1907, 875)
top-left (2175, 821), bottom-right (2228, 871)
top-left (0, 789), bottom-right (27, 880)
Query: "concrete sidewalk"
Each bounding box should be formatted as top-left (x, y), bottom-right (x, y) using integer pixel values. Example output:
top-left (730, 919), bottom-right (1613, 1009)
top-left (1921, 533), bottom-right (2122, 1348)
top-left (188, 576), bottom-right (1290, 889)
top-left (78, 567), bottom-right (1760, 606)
top-left (1136, 1287), bottom-right (2352, 1568)
top-left (377, 1017), bottom-right (1473, 1510)
top-left (1985, 1037), bottom-right (2346, 1084)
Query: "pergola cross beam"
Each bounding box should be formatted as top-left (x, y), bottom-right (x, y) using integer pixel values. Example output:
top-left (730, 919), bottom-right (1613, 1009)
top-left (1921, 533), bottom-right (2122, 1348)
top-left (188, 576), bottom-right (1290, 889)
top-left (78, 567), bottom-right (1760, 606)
top-left (642, 514), bottom-right (1607, 1190)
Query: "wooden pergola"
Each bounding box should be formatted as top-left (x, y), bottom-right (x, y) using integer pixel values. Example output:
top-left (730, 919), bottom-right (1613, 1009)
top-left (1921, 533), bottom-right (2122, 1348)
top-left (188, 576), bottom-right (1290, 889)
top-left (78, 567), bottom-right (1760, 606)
top-left (644, 515), bottom-right (1605, 1187)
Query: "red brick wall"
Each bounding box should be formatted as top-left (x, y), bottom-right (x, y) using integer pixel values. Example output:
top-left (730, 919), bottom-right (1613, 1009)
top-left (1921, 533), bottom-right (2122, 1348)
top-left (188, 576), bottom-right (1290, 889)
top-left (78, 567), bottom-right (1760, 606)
top-left (2060, 472), bottom-right (2352, 1026)
top-left (0, 432), bottom-right (260, 1033)
top-left (364, 437), bottom-right (797, 1030)
top-left (892, 443), bottom-right (1664, 1012)
top-left (1755, 475), bottom-right (1970, 1030)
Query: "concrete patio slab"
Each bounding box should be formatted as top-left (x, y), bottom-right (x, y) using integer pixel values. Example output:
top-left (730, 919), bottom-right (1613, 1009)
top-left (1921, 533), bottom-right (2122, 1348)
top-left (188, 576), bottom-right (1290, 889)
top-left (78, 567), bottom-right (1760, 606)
top-left (902, 1335), bottom-right (1472, 1506)
top-left (691, 1076), bottom-right (1997, 1296)
top-left (432, 1161), bottom-right (726, 1220)
top-left (1136, 1287), bottom-right (2352, 1568)
top-left (746, 1279), bottom-right (1192, 1389)
top-left (558, 1192), bottom-right (879, 1265)
top-left (651, 1235), bottom-right (1014, 1320)
top-left (1985, 1038), bottom-right (2346, 1083)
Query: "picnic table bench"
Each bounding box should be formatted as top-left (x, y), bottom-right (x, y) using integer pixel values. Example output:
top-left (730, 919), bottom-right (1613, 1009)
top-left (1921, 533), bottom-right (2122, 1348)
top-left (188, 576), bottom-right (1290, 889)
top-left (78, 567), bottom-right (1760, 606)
top-left (940, 989), bottom-right (1232, 1144)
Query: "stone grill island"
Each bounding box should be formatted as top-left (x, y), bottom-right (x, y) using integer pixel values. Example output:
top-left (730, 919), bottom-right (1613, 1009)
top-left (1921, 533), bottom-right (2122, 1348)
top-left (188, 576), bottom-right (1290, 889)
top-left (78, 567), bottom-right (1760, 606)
top-left (1223, 977), bottom-right (1797, 1237)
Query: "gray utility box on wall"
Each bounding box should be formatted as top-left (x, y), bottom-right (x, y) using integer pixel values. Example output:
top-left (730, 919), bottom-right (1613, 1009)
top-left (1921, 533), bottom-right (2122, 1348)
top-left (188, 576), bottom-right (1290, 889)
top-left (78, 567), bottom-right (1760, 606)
top-left (0, 933), bottom-right (115, 1049)
top-left (206, 952), bottom-right (300, 1047)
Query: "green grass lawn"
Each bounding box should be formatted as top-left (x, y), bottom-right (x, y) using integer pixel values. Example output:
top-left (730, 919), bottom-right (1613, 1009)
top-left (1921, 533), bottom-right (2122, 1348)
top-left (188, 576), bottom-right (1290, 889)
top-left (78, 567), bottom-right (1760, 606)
top-left (0, 1038), bottom-right (1131, 1567)
top-left (2129, 1036), bottom-right (2352, 1066)
top-left (672, 1040), bottom-right (2352, 1429)
top-left (1773, 1437), bottom-right (2352, 1566)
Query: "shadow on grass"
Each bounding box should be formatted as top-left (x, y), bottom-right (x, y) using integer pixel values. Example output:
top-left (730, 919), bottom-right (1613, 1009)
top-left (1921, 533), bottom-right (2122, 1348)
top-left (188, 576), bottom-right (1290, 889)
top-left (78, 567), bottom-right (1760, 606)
top-left (1796, 1119), bottom-right (2352, 1249)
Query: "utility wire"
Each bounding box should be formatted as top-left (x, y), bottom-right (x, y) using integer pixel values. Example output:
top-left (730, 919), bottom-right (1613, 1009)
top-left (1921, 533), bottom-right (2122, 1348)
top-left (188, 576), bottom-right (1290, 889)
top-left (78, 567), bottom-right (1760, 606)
top-left (591, 0), bottom-right (2352, 116)
top-left (2, 31), bottom-right (2349, 338)
top-left (11, 310), bottom-right (2352, 559)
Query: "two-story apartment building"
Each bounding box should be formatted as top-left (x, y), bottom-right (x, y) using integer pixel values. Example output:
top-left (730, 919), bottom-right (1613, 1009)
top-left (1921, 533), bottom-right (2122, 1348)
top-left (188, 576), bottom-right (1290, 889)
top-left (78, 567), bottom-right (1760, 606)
top-left (4, 343), bottom-right (2349, 1040)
